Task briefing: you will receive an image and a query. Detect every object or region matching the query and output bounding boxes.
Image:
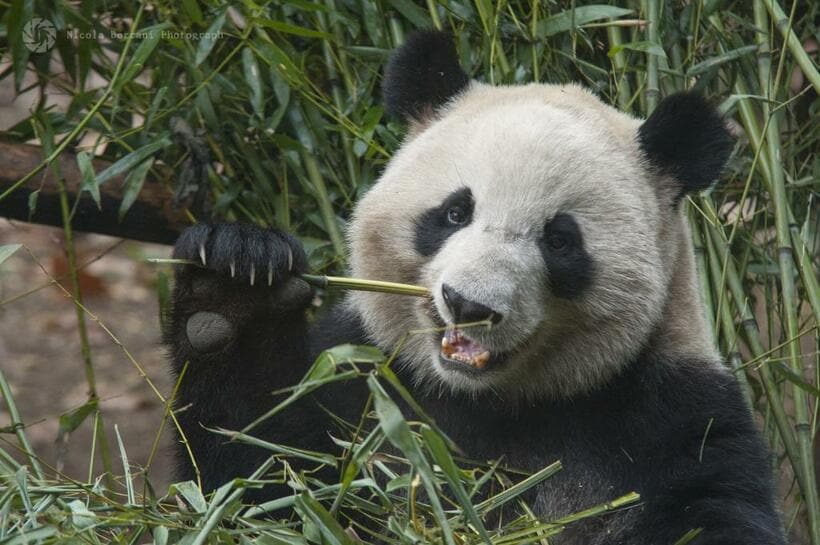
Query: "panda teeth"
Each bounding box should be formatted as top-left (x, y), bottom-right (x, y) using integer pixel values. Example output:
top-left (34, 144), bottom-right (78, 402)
top-left (473, 351), bottom-right (491, 369)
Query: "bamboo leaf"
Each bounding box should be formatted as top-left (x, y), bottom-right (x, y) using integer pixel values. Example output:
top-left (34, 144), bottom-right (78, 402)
top-left (773, 362), bottom-right (820, 398)
top-left (242, 47), bottom-right (265, 118)
top-left (420, 425), bottom-right (492, 545)
top-left (194, 9), bottom-right (227, 66)
top-left (68, 499), bottom-right (96, 528)
top-left (27, 189), bottom-right (39, 218)
top-left (95, 137), bottom-right (171, 185)
top-left (384, 0), bottom-right (432, 29)
top-left (0, 244), bottom-right (22, 267)
top-left (58, 398), bottom-right (98, 436)
top-left (116, 22), bottom-right (171, 89)
top-left (294, 493), bottom-right (356, 545)
top-left (608, 40), bottom-right (667, 58)
top-left (181, 0), bottom-right (204, 25)
top-left (685, 45), bottom-right (759, 77)
top-left (8, 0), bottom-right (34, 89)
top-left (118, 157), bottom-right (153, 221)
top-left (538, 5), bottom-right (632, 37)
top-left (77, 151), bottom-right (101, 209)
top-left (251, 19), bottom-right (332, 39)
top-left (170, 481), bottom-right (207, 513)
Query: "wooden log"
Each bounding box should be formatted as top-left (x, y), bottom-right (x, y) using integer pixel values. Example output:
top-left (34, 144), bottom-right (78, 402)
top-left (0, 142), bottom-right (189, 245)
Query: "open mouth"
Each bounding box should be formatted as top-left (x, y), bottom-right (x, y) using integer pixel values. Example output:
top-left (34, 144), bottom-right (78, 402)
top-left (440, 328), bottom-right (493, 370)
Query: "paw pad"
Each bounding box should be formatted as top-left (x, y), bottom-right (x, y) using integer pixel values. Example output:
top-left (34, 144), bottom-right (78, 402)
top-left (186, 311), bottom-right (235, 353)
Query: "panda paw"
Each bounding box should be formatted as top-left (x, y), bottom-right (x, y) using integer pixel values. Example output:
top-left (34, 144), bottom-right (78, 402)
top-left (171, 223), bottom-right (314, 325)
top-left (173, 222), bottom-right (309, 287)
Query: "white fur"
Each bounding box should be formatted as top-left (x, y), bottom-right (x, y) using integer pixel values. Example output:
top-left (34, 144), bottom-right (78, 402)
top-left (348, 82), bottom-right (720, 401)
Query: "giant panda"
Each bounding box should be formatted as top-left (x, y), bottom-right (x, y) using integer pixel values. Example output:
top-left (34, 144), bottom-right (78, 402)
top-left (166, 31), bottom-right (784, 544)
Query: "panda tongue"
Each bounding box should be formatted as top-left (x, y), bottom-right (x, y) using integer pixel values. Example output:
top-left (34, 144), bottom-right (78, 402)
top-left (441, 328), bottom-right (491, 369)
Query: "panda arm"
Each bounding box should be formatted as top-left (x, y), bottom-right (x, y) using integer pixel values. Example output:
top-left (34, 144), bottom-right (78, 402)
top-left (165, 222), bottom-right (337, 495)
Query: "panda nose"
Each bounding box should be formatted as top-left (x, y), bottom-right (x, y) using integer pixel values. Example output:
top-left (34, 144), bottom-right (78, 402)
top-left (441, 284), bottom-right (502, 325)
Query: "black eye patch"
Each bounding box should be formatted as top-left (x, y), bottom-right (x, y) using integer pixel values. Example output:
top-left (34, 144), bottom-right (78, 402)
top-left (414, 187), bottom-right (474, 257)
top-left (539, 213), bottom-right (595, 299)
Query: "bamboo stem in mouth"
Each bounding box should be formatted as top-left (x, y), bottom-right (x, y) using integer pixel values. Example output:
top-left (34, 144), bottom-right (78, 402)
top-left (300, 274), bottom-right (430, 297)
top-left (146, 258), bottom-right (429, 297)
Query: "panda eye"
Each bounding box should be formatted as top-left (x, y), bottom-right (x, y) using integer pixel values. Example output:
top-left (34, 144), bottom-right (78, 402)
top-left (547, 233), bottom-right (570, 251)
top-left (446, 206), bottom-right (468, 225)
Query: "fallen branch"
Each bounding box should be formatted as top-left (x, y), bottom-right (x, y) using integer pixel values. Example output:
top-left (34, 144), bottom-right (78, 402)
top-left (0, 142), bottom-right (188, 244)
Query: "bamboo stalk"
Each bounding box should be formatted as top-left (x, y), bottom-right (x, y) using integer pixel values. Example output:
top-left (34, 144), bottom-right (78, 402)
top-left (642, 0), bottom-right (661, 113)
top-left (301, 274), bottom-right (429, 297)
top-left (688, 213), bottom-right (717, 337)
top-left (531, 0), bottom-right (541, 82)
top-left (147, 259), bottom-right (429, 298)
top-left (761, 0), bottom-right (820, 94)
top-left (606, 21), bottom-right (633, 111)
top-left (35, 115), bottom-right (115, 486)
top-left (703, 208), bottom-right (815, 532)
top-left (753, 3), bottom-right (820, 539)
top-left (300, 149), bottom-right (346, 258)
top-left (316, 1), bottom-right (359, 190)
top-left (701, 219), bottom-right (752, 399)
top-left (55, 176), bottom-right (115, 485)
top-left (708, 13), bottom-right (819, 321)
top-left (0, 369), bottom-right (44, 479)
top-left (425, 0), bottom-right (442, 30)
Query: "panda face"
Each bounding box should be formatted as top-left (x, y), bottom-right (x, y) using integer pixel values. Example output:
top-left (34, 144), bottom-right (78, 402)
top-left (350, 83), bottom-right (674, 399)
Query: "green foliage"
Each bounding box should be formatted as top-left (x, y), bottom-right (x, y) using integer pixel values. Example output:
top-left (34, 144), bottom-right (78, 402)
top-left (0, 0), bottom-right (818, 542)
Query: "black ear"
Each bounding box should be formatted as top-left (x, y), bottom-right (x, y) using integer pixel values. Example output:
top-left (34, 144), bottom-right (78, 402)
top-left (382, 31), bottom-right (470, 122)
top-left (638, 92), bottom-right (734, 198)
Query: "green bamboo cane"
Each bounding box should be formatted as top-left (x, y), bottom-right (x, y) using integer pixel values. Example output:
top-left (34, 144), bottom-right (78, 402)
top-left (606, 21), bottom-right (633, 111)
top-left (642, 0), bottom-right (661, 113)
top-left (704, 213), bottom-right (813, 530)
top-left (301, 274), bottom-right (429, 297)
top-left (0, 369), bottom-right (44, 479)
top-left (316, 1), bottom-right (360, 190)
top-left (425, 0), bottom-right (443, 30)
top-left (300, 149), bottom-right (346, 259)
top-left (531, 0), bottom-right (541, 82)
top-left (701, 219), bottom-right (752, 400)
top-left (761, 0), bottom-right (820, 94)
top-left (754, 4), bottom-right (820, 540)
top-left (32, 120), bottom-right (115, 486)
top-left (688, 212), bottom-right (717, 338)
top-left (148, 259), bottom-right (429, 298)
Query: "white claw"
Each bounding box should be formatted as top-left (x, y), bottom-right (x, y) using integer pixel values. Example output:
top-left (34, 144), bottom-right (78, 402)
top-left (250, 264), bottom-right (255, 286)
top-left (287, 247), bottom-right (293, 272)
top-left (199, 244), bottom-right (207, 265)
top-left (230, 261), bottom-right (236, 278)
top-left (268, 260), bottom-right (274, 286)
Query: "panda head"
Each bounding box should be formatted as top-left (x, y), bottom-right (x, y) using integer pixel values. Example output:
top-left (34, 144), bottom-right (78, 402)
top-left (349, 31), bottom-right (733, 400)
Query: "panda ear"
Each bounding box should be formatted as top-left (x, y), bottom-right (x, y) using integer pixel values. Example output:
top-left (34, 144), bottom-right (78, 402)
top-left (638, 92), bottom-right (734, 199)
top-left (382, 30), bottom-right (470, 123)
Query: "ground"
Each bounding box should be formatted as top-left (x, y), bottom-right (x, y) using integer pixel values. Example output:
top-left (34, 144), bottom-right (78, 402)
top-left (0, 220), bottom-right (174, 493)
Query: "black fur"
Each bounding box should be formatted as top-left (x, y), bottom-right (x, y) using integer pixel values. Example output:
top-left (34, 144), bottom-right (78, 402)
top-left (165, 229), bottom-right (784, 542)
top-left (166, 223), bottom-right (324, 501)
top-left (539, 213), bottom-right (595, 299)
top-left (382, 30), bottom-right (470, 121)
top-left (638, 92), bottom-right (734, 200)
top-left (413, 187), bottom-right (474, 256)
